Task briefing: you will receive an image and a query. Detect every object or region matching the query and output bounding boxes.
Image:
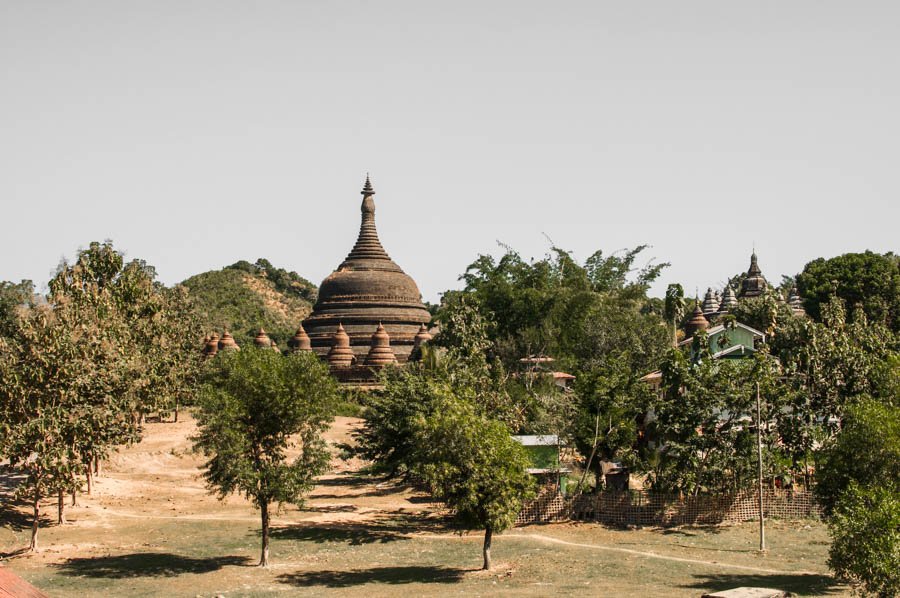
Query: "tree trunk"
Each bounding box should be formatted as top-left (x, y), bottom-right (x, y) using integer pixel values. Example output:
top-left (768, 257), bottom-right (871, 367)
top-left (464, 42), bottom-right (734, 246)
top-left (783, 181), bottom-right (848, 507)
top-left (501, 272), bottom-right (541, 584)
top-left (57, 488), bottom-right (66, 525)
top-left (71, 488), bottom-right (77, 507)
top-left (259, 501), bottom-right (270, 567)
top-left (86, 465), bottom-right (93, 495)
top-left (174, 402), bottom-right (179, 423)
top-left (482, 527), bottom-right (493, 570)
top-left (30, 491), bottom-right (40, 552)
top-left (94, 457), bottom-right (101, 477)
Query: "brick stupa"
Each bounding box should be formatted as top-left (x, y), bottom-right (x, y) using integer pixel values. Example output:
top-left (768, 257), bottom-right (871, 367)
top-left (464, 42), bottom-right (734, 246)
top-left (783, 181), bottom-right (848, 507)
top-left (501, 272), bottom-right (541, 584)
top-left (302, 176), bottom-right (431, 383)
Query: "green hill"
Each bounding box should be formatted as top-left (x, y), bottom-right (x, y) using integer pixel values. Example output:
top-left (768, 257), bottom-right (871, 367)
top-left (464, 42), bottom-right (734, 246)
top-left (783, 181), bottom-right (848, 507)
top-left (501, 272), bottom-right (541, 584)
top-left (182, 259), bottom-right (318, 348)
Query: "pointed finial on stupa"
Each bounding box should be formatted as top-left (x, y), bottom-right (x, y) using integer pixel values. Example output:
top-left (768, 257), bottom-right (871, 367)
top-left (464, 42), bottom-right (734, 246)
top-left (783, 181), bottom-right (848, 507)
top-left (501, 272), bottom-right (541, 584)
top-left (361, 173), bottom-right (375, 196)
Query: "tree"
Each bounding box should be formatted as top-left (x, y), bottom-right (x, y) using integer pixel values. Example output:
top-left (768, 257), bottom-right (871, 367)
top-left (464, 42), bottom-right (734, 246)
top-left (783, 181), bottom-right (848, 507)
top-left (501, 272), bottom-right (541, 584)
top-left (193, 347), bottom-right (338, 566)
top-left (815, 400), bottom-right (899, 516)
top-left (352, 363), bottom-right (455, 479)
top-left (787, 298), bottom-right (897, 437)
top-left (0, 279), bottom-right (35, 337)
top-left (411, 397), bottom-right (535, 570)
top-left (827, 482), bottom-right (899, 597)
top-left (649, 345), bottom-right (787, 495)
top-left (664, 283), bottom-right (686, 347)
top-left (443, 244), bottom-right (669, 493)
top-left (813, 399), bottom-right (899, 596)
top-left (797, 251), bottom-right (900, 331)
top-left (51, 242), bottom-right (203, 426)
top-left (0, 299), bottom-right (127, 550)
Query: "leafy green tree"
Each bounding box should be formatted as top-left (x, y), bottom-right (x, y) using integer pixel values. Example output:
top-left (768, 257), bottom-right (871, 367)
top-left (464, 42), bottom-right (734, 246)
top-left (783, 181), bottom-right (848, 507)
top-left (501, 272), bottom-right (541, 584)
top-left (649, 346), bottom-right (786, 494)
top-left (797, 251), bottom-right (900, 331)
top-left (786, 298), bottom-right (897, 436)
top-left (354, 337), bottom-right (521, 480)
top-left (572, 361), bottom-right (655, 491)
top-left (827, 483), bottom-right (899, 597)
top-left (664, 283), bottom-right (686, 346)
top-left (816, 400), bottom-right (900, 596)
top-left (193, 348), bottom-right (338, 566)
top-left (815, 400), bottom-right (899, 516)
top-left (444, 244), bottom-right (669, 488)
top-left (352, 364), bottom-right (455, 479)
top-left (51, 242), bottom-right (203, 426)
top-left (0, 300), bottom-right (127, 549)
top-left (0, 279), bottom-right (35, 337)
top-left (411, 397), bottom-right (535, 570)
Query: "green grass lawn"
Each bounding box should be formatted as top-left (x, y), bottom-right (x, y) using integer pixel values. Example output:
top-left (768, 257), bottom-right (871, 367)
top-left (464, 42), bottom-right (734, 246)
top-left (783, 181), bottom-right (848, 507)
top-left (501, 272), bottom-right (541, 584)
top-left (0, 417), bottom-right (849, 597)
top-left (2, 514), bottom-right (847, 597)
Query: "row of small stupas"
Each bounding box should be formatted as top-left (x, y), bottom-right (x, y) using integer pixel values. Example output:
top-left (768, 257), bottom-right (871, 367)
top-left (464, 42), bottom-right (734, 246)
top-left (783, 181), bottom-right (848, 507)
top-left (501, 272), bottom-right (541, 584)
top-left (202, 176), bottom-right (434, 386)
top-left (684, 251), bottom-right (806, 339)
top-left (202, 322), bottom-right (432, 364)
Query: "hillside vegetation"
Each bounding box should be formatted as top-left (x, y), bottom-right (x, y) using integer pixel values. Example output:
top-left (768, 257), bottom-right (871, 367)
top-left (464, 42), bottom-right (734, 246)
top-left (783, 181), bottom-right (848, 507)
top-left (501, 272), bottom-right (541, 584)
top-left (181, 258), bottom-right (318, 347)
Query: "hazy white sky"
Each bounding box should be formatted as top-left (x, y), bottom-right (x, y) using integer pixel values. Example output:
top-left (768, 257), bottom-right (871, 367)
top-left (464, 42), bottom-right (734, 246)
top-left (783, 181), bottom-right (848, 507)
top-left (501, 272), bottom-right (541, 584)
top-left (1, 1), bottom-right (897, 302)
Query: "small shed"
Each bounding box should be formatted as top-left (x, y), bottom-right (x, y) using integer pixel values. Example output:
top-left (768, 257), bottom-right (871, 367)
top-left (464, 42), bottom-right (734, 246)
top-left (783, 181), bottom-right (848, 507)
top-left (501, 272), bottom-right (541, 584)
top-left (512, 434), bottom-right (571, 495)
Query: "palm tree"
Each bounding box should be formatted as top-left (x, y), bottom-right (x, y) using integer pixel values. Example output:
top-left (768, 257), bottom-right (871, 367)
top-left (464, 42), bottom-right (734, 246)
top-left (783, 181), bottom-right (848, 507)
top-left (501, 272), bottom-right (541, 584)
top-left (664, 283), bottom-right (686, 347)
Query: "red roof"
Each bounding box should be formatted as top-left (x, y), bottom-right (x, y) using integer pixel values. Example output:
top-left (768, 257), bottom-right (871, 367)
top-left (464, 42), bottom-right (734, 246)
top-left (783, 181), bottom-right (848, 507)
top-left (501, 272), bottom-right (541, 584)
top-left (0, 567), bottom-right (49, 598)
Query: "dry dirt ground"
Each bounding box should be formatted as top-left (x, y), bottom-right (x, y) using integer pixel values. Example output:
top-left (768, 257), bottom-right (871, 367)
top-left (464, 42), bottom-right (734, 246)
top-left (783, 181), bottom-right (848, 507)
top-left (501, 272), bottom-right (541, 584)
top-left (0, 415), bottom-right (848, 597)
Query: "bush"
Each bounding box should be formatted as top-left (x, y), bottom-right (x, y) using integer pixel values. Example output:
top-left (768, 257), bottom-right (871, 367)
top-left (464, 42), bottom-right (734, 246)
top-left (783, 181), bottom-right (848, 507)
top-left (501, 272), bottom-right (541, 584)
top-left (815, 400), bottom-right (900, 515)
top-left (827, 482), bottom-right (900, 597)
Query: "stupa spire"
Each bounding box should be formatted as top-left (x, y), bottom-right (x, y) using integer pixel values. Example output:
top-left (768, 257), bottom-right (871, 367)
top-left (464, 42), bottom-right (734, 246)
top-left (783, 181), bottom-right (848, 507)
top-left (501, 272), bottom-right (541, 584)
top-left (345, 174), bottom-right (390, 261)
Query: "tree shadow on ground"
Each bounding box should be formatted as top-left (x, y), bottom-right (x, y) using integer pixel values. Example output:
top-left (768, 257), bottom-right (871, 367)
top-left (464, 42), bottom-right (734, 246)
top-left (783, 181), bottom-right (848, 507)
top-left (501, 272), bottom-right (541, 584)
top-left (0, 503), bottom-right (33, 531)
top-left (301, 504), bottom-right (360, 513)
top-left (270, 512), bottom-right (452, 546)
top-left (276, 566), bottom-right (467, 588)
top-left (657, 524), bottom-right (725, 536)
top-left (0, 468), bottom-right (31, 531)
top-left (684, 572), bottom-right (844, 596)
top-left (55, 553), bottom-right (251, 578)
top-left (315, 474), bottom-right (371, 488)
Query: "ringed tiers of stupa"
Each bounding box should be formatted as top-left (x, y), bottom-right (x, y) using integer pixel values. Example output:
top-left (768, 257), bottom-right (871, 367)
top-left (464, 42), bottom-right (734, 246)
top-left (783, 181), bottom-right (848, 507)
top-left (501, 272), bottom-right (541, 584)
top-left (301, 176), bottom-right (432, 383)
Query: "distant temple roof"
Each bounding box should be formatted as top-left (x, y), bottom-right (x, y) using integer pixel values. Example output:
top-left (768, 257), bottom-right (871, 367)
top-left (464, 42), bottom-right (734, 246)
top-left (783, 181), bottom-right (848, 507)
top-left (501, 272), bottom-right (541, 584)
top-left (684, 301), bottom-right (710, 338)
top-left (788, 286), bottom-right (806, 316)
top-left (701, 287), bottom-right (719, 316)
top-left (739, 251), bottom-right (768, 298)
top-left (718, 285), bottom-right (738, 313)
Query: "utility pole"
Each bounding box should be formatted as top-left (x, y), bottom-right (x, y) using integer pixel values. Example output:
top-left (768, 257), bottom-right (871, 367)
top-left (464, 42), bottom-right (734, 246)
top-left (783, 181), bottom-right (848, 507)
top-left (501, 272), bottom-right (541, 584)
top-left (756, 380), bottom-right (766, 552)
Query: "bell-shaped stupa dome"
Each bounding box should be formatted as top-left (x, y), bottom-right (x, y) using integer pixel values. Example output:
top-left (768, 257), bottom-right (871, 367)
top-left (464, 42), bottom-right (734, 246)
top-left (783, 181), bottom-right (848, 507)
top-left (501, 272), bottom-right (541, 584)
top-left (203, 333), bottom-right (219, 358)
top-left (684, 302), bottom-right (710, 338)
top-left (287, 324), bottom-right (312, 352)
top-left (327, 323), bottom-right (355, 367)
top-left (365, 323), bottom-right (398, 366)
top-left (254, 328), bottom-right (272, 348)
top-left (218, 329), bottom-right (240, 351)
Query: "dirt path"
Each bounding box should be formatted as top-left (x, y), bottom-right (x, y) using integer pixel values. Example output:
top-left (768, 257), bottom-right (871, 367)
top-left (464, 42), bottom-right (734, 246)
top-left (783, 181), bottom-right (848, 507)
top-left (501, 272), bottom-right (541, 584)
top-left (485, 533), bottom-right (822, 576)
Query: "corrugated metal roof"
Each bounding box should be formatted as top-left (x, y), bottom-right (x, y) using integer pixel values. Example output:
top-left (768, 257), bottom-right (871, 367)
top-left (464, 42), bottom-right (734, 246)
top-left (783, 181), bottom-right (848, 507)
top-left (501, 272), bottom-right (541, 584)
top-left (512, 435), bottom-right (559, 446)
